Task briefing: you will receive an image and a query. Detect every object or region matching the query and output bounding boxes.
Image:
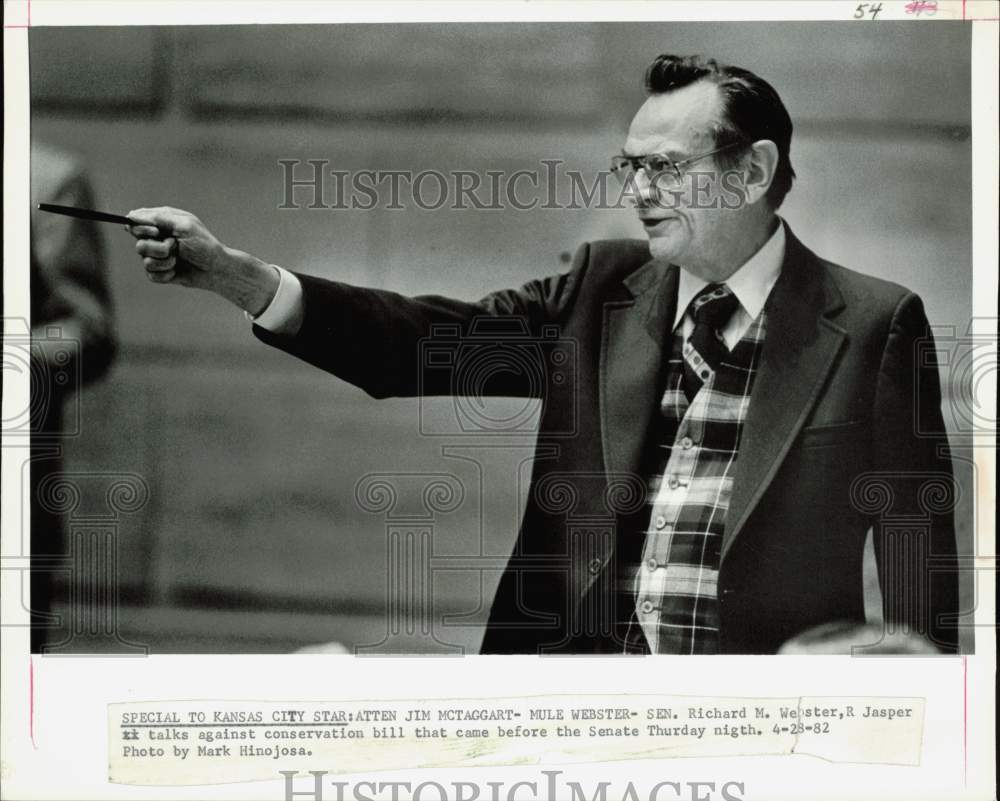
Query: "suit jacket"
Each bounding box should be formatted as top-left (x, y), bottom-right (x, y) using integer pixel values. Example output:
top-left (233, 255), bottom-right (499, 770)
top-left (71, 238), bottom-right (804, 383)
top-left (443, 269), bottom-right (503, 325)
top-left (254, 226), bottom-right (959, 655)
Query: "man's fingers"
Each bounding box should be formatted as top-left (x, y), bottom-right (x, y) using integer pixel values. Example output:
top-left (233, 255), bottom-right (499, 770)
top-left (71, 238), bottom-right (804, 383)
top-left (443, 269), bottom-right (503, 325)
top-left (147, 268), bottom-right (176, 284)
top-left (127, 206), bottom-right (195, 236)
top-left (135, 237), bottom-right (177, 258)
top-left (128, 207), bottom-right (211, 290)
top-left (143, 255), bottom-right (177, 273)
top-left (127, 224), bottom-right (162, 239)
top-left (127, 206), bottom-right (176, 228)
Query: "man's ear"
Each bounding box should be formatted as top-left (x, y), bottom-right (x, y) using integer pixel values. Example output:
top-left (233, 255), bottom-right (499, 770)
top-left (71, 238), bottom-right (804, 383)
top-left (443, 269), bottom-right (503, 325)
top-left (743, 139), bottom-right (780, 205)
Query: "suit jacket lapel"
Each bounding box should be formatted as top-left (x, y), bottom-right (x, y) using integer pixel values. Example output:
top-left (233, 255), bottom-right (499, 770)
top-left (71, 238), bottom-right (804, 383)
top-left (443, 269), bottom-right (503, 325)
top-left (721, 229), bottom-right (847, 563)
top-left (600, 259), bottom-right (678, 481)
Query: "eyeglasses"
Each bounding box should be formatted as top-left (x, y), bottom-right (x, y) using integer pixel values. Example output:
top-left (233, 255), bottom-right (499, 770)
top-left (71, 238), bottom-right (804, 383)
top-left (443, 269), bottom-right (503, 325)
top-left (610, 141), bottom-right (747, 188)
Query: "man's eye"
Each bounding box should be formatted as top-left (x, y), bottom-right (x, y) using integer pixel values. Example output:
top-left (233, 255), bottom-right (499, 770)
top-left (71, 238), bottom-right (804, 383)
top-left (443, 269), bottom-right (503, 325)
top-left (645, 156), bottom-right (670, 173)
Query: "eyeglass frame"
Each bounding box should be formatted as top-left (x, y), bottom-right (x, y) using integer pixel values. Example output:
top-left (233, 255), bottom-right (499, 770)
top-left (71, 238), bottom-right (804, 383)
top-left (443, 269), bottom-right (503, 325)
top-left (610, 139), bottom-right (749, 187)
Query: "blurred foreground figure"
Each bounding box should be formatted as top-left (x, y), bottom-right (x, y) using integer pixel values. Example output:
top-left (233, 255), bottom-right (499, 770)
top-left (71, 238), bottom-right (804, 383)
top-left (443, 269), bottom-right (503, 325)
top-left (29, 142), bottom-right (116, 652)
top-left (778, 622), bottom-right (942, 655)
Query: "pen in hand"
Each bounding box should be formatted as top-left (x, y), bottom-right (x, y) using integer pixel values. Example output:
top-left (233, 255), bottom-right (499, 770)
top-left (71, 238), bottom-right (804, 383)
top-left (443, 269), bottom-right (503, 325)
top-left (37, 202), bottom-right (136, 226)
top-left (37, 202), bottom-right (176, 251)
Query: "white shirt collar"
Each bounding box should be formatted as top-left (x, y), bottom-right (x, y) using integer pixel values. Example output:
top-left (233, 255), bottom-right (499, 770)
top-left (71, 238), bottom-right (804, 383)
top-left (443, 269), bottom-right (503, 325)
top-left (673, 218), bottom-right (786, 331)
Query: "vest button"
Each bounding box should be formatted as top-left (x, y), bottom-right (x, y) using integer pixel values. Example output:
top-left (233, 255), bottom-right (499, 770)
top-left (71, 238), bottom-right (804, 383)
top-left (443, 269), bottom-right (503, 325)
top-left (668, 476), bottom-right (680, 490)
top-left (640, 600), bottom-right (655, 614)
top-left (654, 515), bottom-right (667, 530)
top-left (680, 436), bottom-right (694, 449)
top-left (588, 558), bottom-right (603, 575)
top-left (646, 558), bottom-right (659, 571)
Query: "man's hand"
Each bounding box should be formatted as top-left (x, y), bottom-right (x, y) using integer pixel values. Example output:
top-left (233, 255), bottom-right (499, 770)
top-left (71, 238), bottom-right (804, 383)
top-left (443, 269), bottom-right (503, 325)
top-left (127, 207), bottom-right (279, 316)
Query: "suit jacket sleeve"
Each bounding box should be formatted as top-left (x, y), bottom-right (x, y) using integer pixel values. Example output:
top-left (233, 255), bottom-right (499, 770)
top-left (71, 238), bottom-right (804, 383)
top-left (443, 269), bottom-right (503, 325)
top-left (252, 243), bottom-right (591, 399)
top-left (871, 292), bottom-right (960, 653)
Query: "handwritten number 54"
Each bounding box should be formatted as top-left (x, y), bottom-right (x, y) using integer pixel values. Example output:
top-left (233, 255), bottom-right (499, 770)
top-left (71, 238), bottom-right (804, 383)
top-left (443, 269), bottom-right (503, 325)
top-left (854, 2), bottom-right (883, 18)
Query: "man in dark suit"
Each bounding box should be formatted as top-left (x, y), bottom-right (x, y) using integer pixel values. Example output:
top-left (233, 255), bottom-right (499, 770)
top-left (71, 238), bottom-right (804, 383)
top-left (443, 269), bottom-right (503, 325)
top-left (126, 55), bottom-right (959, 654)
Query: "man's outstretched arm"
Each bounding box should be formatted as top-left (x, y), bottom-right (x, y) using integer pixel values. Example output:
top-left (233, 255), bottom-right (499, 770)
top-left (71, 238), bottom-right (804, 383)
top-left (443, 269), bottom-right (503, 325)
top-left (127, 206), bottom-right (588, 399)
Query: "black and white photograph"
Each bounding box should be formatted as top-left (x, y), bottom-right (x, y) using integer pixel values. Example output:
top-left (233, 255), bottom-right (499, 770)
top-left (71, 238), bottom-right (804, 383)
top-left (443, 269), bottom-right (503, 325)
top-left (19, 18), bottom-right (979, 656)
top-left (2, 3), bottom-right (996, 800)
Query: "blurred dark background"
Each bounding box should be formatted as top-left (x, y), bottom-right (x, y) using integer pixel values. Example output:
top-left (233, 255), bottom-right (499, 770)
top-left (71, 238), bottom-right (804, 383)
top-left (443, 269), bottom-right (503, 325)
top-left (27, 23), bottom-right (974, 653)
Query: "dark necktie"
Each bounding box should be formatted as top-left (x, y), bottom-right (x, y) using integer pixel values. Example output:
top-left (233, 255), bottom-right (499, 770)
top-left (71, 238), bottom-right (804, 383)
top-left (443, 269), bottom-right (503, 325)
top-left (681, 283), bottom-right (740, 401)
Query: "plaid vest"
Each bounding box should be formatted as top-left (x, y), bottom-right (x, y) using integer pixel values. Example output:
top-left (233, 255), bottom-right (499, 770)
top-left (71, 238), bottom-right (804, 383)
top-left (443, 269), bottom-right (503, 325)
top-left (618, 310), bottom-right (767, 654)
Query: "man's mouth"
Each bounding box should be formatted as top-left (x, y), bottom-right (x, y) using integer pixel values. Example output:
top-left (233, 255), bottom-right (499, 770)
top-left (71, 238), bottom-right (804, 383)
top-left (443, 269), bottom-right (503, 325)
top-left (639, 216), bottom-right (677, 234)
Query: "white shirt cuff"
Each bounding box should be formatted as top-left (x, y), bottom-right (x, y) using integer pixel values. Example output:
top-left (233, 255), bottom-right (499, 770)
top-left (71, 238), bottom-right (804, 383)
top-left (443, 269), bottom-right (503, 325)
top-left (245, 265), bottom-right (304, 335)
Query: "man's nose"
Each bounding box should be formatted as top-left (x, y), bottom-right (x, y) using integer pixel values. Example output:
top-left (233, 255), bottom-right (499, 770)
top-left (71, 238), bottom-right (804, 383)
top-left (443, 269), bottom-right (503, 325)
top-left (627, 168), bottom-right (657, 207)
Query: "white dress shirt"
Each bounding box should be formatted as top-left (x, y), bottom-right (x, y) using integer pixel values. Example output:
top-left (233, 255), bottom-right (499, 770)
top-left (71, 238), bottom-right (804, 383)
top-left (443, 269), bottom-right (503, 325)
top-left (246, 263), bottom-right (305, 335)
top-left (250, 220), bottom-right (786, 341)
